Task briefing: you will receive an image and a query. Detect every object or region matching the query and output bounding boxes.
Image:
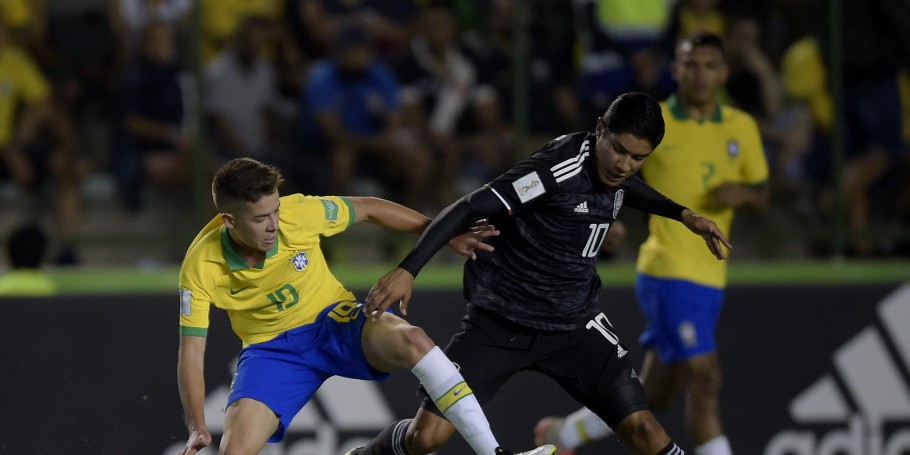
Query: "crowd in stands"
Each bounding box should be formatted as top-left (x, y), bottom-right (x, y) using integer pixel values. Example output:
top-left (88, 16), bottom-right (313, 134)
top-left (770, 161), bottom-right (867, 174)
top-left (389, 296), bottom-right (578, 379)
top-left (1, 0), bottom-right (909, 267)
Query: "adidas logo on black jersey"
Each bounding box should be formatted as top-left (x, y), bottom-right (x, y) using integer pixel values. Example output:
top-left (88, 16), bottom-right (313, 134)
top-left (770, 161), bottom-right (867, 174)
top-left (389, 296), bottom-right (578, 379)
top-left (574, 202), bottom-right (589, 214)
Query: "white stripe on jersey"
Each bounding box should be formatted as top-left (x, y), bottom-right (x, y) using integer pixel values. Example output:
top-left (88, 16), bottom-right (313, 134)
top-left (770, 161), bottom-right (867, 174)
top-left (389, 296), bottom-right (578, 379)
top-left (551, 140), bottom-right (591, 183)
top-left (488, 187), bottom-right (513, 214)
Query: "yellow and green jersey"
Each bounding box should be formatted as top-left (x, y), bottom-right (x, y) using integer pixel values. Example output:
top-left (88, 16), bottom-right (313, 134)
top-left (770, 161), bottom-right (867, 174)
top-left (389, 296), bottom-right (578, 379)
top-left (636, 95), bottom-right (768, 288)
top-left (0, 45), bottom-right (49, 148)
top-left (178, 194), bottom-right (356, 346)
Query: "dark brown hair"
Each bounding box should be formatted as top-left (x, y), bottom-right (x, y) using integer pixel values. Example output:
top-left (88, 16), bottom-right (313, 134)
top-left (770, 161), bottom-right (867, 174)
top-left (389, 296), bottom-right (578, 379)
top-left (212, 158), bottom-right (284, 212)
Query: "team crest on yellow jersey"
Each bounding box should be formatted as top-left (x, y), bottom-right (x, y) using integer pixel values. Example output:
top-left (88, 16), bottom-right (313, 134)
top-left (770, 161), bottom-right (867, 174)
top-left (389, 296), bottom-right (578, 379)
top-left (291, 251), bottom-right (309, 271)
top-left (727, 139), bottom-right (739, 157)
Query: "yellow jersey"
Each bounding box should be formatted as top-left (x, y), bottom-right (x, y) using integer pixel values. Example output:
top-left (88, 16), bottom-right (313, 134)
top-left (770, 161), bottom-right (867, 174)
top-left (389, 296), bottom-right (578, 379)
top-left (0, 45), bottom-right (49, 148)
top-left (636, 95), bottom-right (768, 288)
top-left (178, 194), bottom-right (356, 346)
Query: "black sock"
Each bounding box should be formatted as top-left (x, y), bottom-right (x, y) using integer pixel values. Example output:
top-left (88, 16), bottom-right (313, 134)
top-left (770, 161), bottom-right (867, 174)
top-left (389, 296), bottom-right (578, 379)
top-left (656, 441), bottom-right (685, 455)
top-left (359, 419), bottom-right (413, 455)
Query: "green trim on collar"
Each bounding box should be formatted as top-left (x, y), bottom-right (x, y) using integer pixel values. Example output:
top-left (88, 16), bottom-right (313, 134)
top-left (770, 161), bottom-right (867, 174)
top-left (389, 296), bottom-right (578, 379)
top-left (221, 226), bottom-right (280, 271)
top-left (667, 94), bottom-right (723, 123)
top-left (340, 196), bottom-right (356, 227)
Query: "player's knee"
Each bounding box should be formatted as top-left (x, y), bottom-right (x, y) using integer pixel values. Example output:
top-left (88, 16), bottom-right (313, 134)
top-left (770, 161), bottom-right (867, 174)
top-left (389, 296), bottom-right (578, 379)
top-left (616, 411), bottom-right (668, 450)
top-left (398, 325), bottom-right (435, 362)
top-left (689, 362), bottom-right (722, 395)
top-left (219, 436), bottom-right (258, 455)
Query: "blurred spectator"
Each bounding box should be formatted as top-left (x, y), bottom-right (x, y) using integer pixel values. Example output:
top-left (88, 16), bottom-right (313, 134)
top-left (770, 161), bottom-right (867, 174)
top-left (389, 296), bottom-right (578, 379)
top-left (286, 0), bottom-right (420, 61)
top-left (110, 0), bottom-right (192, 63)
top-left (0, 19), bottom-right (85, 264)
top-left (200, 0), bottom-right (283, 63)
top-left (0, 224), bottom-right (56, 297)
top-left (831, 0), bottom-right (910, 255)
top-left (36, 0), bottom-right (122, 107)
top-left (662, 0), bottom-right (726, 48)
top-left (112, 20), bottom-right (190, 211)
top-left (724, 15), bottom-right (781, 125)
top-left (0, 0), bottom-right (45, 50)
top-left (460, 0), bottom-right (582, 154)
top-left (299, 21), bottom-right (432, 208)
top-left (573, 0), bottom-right (672, 118)
top-left (394, 4), bottom-right (491, 204)
top-left (204, 16), bottom-right (278, 163)
top-left (779, 0), bottom-right (910, 256)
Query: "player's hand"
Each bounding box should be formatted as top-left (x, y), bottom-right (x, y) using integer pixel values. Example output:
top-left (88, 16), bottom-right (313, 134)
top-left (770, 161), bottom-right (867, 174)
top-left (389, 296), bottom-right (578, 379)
top-left (178, 427), bottom-right (211, 455)
top-left (681, 209), bottom-right (732, 260)
top-left (448, 220), bottom-right (499, 260)
top-left (365, 268), bottom-right (415, 319)
top-left (600, 220), bottom-right (627, 255)
top-left (709, 182), bottom-right (748, 208)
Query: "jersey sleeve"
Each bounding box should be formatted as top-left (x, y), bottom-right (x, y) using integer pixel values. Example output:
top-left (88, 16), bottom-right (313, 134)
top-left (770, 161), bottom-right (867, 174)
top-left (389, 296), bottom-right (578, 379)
top-left (738, 115), bottom-right (770, 186)
top-left (485, 146), bottom-right (562, 215)
top-left (279, 194), bottom-right (355, 241)
top-left (177, 262), bottom-right (213, 337)
top-left (314, 195), bottom-right (355, 237)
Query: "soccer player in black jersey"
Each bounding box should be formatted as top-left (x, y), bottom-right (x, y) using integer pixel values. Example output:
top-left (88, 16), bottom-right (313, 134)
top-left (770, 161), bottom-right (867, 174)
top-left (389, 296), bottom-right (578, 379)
top-left (349, 92), bottom-right (730, 455)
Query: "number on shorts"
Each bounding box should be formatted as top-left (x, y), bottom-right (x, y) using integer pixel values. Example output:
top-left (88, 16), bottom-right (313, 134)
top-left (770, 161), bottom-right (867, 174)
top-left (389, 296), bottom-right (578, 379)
top-left (586, 313), bottom-right (619, 345)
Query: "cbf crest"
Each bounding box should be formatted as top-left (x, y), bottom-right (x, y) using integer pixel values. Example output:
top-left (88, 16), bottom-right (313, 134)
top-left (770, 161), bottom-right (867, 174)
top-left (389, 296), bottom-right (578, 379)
top-left (291, 251), bottom-right (309, 271)
top-left (727, 139), bottom-right (739, 157)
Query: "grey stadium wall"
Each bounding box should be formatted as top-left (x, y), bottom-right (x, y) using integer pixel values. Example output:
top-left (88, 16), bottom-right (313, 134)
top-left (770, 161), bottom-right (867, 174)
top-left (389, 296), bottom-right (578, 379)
top-left (1, 284), bottom-right (909, 455)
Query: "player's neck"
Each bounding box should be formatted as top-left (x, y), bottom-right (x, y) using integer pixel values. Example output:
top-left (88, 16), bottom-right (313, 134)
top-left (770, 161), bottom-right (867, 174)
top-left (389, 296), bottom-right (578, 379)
top-left (683, 102), bottom-right (715, 122)
top-left (228, 233), bottom-right (266, 267)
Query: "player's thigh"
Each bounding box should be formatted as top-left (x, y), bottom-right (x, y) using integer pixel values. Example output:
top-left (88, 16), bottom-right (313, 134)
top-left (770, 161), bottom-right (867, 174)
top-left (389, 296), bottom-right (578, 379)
top-left (361, 310), bottom-right (434, 372)
top-left (221, 398), bottom-right (280, 454)
top-left (420, 304), bottom-right (535, 412)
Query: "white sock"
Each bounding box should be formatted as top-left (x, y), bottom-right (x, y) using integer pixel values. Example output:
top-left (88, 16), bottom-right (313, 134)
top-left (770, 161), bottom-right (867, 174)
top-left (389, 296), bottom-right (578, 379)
top-left (412, 347), bottom-right (499, 455)
top-left (695, 435), bottom-right (731, 455)
top-left (559, 407), bottom-right (613, 450)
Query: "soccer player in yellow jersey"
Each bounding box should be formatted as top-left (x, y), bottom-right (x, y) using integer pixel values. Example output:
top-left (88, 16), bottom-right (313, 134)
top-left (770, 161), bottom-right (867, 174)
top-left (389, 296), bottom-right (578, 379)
top-left (176, 158), bottom-right (554, 455)
top-left (535, 33), bottom-right (769, 455)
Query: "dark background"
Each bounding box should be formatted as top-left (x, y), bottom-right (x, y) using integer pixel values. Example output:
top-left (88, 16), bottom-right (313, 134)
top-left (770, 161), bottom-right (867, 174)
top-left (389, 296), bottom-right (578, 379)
top-left (1, 284), bottom-right (907, 454)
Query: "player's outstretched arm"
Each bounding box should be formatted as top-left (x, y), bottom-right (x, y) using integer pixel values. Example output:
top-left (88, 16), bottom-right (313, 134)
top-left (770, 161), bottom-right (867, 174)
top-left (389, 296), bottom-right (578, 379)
top-left (680, 209), bottom-right (733, 260)
top-left (347, 196), bottom-right (432, 234)
top-left (363, 189), bottom-right (506, 319)
top-left (177, 335), bottom-right (211, 455)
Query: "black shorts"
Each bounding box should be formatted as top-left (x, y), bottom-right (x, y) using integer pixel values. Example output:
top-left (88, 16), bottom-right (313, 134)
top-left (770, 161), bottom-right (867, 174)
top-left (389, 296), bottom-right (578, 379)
top-left (420, 303), bottom-right (648, 429)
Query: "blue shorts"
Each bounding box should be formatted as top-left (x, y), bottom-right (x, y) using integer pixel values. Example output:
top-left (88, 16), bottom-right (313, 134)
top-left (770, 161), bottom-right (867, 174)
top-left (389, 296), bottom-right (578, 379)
top-left (226, 301), bottom-right (390, 442)
top-left (636, 274), bottom-right (724, 363)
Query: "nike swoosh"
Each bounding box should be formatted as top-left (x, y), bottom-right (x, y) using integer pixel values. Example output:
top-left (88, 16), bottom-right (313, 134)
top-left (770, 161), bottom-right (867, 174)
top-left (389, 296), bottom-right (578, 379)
top-left (230, 286), bottom-right (250, 295)
top-left (453, 386), bottom-right (467, 396)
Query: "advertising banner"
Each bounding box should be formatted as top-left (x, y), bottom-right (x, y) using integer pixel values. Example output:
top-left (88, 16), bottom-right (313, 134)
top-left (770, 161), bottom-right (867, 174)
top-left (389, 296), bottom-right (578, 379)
top-left (0, 283), bottom-right (907, 454)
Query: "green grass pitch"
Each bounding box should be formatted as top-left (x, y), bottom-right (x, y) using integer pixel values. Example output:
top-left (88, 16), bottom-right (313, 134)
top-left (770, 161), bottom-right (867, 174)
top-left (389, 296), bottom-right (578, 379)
top-left (46, 260), bottom-right (910, 295)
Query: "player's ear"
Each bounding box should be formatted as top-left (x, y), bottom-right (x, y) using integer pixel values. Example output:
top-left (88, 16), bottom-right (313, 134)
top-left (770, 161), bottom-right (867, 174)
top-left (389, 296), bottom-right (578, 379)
top-left (221, 213), bottom-right (235, 229)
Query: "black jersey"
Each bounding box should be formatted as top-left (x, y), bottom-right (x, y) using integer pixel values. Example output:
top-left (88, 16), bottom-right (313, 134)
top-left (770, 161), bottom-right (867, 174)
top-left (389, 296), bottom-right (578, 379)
top-left (465, 132), bottom-right (632, 331)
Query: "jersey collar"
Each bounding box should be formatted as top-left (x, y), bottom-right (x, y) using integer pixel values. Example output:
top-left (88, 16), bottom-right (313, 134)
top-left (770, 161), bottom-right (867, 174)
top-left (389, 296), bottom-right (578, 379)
top-left (667, 94), bottom-right (723, 123)
top-left (220, 226), bottom-right (280, 271)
